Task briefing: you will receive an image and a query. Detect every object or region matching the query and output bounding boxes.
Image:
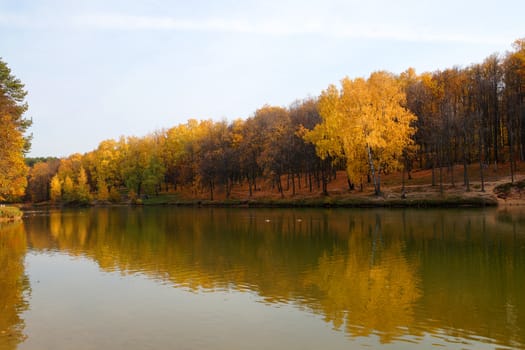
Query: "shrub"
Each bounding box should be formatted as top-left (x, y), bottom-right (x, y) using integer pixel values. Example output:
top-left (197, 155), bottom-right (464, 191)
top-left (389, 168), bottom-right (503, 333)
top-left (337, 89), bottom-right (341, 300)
top-left (0, 206), bottom-right (23, 221)
top-left (108, 187), bottom-right (121, 203)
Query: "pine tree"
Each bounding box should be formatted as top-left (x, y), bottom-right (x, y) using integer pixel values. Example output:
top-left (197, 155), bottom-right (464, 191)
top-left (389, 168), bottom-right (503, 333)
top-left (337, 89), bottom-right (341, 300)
top-left (0, 58), bottom-right (32, 201)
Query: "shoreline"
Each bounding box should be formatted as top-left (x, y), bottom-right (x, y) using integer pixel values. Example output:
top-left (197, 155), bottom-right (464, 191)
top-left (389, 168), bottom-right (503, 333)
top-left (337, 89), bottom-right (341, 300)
top-left (17, 170), bottom-right (525, 212)
top-left (19, 178), bottom-right (525, 211)
top-left (140, 193), bottom-right (501, 208)
top-left (20, 193), bottom-right (502, 210)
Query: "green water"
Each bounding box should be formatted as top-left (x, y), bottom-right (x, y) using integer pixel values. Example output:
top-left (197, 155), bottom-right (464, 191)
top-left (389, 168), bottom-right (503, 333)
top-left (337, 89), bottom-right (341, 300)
top-left (1, 207), bottom-right (524, 349)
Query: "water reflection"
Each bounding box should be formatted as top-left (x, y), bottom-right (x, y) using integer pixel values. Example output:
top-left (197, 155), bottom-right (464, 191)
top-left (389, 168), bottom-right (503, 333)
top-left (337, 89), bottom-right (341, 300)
top-left (303, 215), bottom-right (422, 343)
top-left (20, 207), bottom-right (525, 348)
top-left (0, 222), bottom-right (30, 350)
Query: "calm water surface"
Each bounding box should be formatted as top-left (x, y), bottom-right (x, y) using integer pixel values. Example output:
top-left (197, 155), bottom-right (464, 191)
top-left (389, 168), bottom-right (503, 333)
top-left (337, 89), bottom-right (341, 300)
top-left (1, 207), bottom-right (525, 349)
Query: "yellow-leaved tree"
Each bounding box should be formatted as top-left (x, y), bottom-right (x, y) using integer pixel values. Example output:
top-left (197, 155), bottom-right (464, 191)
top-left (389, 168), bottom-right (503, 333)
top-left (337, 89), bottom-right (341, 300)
top-left (0, 59), bottom-right (32, 201)
top-left (0, 115), bottom-right (27, 200)
top-left (75, 166), bottom-right (91, 203)
top-left (305, 71), bottom-right (417, 195)
top-left (49, 174), bottom-right (61, 202)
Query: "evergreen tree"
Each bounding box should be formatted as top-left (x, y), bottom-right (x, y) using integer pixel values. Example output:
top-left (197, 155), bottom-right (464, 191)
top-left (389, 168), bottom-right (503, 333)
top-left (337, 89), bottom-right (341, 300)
top-left (0, 58), bottom-right (32, 201)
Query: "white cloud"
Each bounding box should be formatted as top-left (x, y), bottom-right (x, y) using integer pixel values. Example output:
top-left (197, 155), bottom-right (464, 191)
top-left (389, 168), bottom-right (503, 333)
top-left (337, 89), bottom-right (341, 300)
top-left (71, 13), bottom-right (513, 45)
top-left (0, 11), bottom-right (513, 45)
top-left (72, 13), bottom-right (323, 36)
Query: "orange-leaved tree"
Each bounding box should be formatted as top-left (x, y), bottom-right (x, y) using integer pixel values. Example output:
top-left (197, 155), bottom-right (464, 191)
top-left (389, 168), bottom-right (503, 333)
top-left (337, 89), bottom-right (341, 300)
top-left (0, 58), bottom-right (32, 201)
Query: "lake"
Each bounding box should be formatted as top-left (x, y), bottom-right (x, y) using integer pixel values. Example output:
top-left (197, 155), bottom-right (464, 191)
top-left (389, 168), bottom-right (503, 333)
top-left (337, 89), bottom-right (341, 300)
top-left (1, 207), bottom-right (524, 349)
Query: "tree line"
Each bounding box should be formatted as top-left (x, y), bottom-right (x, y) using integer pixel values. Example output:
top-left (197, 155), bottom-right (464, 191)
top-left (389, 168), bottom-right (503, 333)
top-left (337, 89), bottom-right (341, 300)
top-left (27, 102), bottom-right (324, 203)
top-left (2, 39), bottom-right (525, 203)
top-left (404, 40), bottom-right (525, 193)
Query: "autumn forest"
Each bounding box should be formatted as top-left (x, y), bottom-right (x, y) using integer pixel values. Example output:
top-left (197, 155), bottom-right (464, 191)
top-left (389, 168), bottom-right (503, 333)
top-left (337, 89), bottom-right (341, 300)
top-left (2, 39), bottom-right (525, 204)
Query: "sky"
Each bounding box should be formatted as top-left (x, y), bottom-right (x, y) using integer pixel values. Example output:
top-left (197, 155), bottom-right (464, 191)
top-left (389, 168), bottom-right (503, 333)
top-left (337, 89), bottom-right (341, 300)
top-left (1, 0), bottom-right (524, 157)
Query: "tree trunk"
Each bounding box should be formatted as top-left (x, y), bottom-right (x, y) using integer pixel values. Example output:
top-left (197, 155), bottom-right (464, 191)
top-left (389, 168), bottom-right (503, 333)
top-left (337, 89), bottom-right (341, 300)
top-left (439, 164), bottom-right (444, 195)
top-left (321, 161), bottom-right (328, 196)
top-left (322, 175), bottom-right (328, 196)
top-left (347, 174), bottom-right (354, 191)
top-left (291, 172), bottom-right (296, 196)
top-left (449, 161), bottom-right (455, 187)
top-left (479, 125), bottom-right (486, 192)
top-left (367, 145), bottom-right (380, 195)
top-left (376, 172), bottom-right (381, 195)
top-left (226, 178), bottom-right (231, 199)
top-left (402, 160), bottom-right (406, 198)
top-left (509, 125), bottom-right (515, 183)
top-left (277, 174), bottom-right (284, 198)
top-left (463, 160), bottom-right (470, 192)
top-left (463, 131), bottom-right (470, 192)
top-left (431, 151), bottom-right (436, 187)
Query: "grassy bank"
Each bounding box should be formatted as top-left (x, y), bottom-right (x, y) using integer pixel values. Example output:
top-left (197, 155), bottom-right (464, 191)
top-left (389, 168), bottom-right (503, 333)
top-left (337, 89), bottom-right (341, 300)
top-left (140, 192), bottom-right (498, 208)
top-left (0, 206), bottom-right (23, 222)
top-left (22, 194), bottom-right (499, 210)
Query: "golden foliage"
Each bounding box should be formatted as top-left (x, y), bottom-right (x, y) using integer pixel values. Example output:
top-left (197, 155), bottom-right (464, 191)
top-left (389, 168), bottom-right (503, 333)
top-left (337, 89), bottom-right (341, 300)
top-left (305, 72), bottom-right (417, 192)
top-left (0, 115), bottom-right (28, 201)
top-left (49, 174), bottom-right (61, 202)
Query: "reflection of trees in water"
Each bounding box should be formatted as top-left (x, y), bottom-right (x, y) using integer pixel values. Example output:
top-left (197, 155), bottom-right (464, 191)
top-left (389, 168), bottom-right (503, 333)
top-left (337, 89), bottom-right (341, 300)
top-left (496, 208), bottom-right (525, 226)
top-left (408, 210), bottom-right (525, 348)
top-left (24, 208), bottom-right (525, 347)
top-left (0, 222), bottom-right (30, 350)
top-left (304, 214), bottom-right (421, 343)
